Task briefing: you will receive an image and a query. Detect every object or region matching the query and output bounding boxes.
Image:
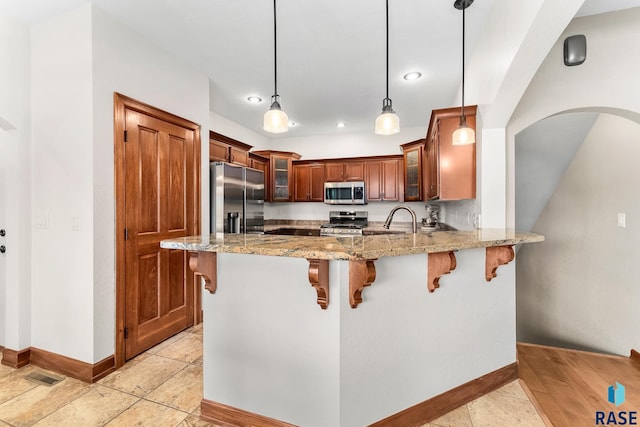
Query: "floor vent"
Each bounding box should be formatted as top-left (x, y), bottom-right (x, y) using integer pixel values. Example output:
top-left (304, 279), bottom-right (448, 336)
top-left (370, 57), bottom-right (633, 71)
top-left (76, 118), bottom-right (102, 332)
top-left (25, 371), bottom-right (65, 387)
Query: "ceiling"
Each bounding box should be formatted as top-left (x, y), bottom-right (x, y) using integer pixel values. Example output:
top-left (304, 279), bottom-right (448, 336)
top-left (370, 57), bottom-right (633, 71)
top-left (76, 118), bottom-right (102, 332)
top-left (2, 0), bottom-right (640, 138)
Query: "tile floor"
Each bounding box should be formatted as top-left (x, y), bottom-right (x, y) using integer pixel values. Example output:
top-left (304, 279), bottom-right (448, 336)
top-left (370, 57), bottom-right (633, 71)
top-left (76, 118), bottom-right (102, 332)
top-left (0, 325), bottom-right (546, 426)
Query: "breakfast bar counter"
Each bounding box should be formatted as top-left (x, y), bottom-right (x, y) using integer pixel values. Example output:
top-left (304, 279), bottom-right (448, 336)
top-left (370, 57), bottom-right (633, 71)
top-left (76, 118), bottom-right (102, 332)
top-left (161, 230), bottom-right (543, 427)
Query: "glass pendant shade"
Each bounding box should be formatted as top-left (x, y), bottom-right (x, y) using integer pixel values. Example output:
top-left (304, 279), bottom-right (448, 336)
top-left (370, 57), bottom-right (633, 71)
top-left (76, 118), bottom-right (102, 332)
top-left (375, 98), bottom-right (399, 135)
top-left (375, 0), bottom-right (399, 136)
top-left (453, 0), bottom-right (475, 145)
top-left (452, 124), bottom-right (475, 145)
top-left (263, 97), bottom-right (289, 133)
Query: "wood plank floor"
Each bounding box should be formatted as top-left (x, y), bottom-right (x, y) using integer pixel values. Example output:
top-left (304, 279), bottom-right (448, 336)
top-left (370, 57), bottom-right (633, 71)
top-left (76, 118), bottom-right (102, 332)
top-left (518, 342), bottom-right (640, 427)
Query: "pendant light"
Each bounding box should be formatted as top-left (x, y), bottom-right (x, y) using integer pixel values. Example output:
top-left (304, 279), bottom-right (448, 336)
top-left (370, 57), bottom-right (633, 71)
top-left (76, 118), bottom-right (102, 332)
top-left (263, 0), bottom-right (289, 133)
top-left (374, 0), bottom-right (399, 135)
top-left (452, 0), bottom-right (475, 145)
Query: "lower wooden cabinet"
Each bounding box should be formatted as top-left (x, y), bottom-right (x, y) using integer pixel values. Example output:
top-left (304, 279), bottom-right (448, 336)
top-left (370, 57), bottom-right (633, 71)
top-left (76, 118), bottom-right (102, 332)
top-left (293, 163), bottom-right (325, 202)
top-left (365, 157), bottom-right (403, 202)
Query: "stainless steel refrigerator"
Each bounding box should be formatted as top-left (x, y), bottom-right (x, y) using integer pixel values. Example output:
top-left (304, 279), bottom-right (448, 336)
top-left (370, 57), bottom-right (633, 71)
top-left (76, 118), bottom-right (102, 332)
top-left (210, 162), bottom-right (264, 234)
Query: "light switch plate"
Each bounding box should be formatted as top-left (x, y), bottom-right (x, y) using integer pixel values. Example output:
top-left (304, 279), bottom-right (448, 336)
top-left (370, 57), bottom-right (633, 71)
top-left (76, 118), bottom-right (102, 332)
top-left (617, 213), bottom-right (626, 228)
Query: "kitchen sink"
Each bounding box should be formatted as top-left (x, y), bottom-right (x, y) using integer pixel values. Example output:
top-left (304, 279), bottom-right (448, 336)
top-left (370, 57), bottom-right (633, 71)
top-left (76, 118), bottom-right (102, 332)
top-left (361, 229), bottom-right (406, 236)
top-left (264, 228), bottom-right (321, 237)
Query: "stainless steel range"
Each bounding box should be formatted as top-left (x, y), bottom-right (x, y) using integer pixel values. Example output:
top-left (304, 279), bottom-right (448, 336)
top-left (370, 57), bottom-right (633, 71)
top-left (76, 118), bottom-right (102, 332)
top-left (320, 211), bottom-right (368, 236)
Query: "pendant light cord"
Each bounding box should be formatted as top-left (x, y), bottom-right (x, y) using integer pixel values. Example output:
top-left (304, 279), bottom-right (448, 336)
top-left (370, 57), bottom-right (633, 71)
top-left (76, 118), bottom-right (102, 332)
top-left (385, 0), bottom-right (390, 101)
top-left (460, 4), bottom-right (466, 124)
top-left (273, 0), bottom-right (278, 98)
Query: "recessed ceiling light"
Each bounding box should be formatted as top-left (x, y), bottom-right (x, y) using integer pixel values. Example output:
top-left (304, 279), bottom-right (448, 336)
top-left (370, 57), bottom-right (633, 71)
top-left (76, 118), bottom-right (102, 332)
top-left (247, 96), bottom-right (262, 103)
top-left (336, 122), bottom-right (346, 128)
top-left (403, 72), bottom-right (422, 81)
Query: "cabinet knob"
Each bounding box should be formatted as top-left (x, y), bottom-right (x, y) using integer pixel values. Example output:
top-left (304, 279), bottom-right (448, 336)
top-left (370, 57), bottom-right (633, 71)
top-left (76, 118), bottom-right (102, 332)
top-left (0, 245), bottom-right (5, 254)
top-left (0, 229), bottom-right (5, 236)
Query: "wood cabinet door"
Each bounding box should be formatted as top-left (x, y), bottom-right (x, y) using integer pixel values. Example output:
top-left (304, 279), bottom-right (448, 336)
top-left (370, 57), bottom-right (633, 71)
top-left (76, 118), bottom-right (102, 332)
top-left (209, 139), bottom-right (230, 162)
top-left (365, 159), bottom-right (401, 202)
top-left (293, 164), bottom-right (324, 201)
top-left (293, 164), bottom-right (311, 201)
top-left (381, 159), bottom-right (401, 201)
top-left (272, 155), bottom-right (293, 201)
top-left (309, 164), bottom-right (325, 201)
top-left (439, 115), bottom-right (476, 200)
top-left (230, 146), bottom-right (250, 166)
top-left (324, 163), bottom-right (344, 181)
top-left (344, 161), bottom-right (365, 181)
top-left (403, 146), bottom-right (423, 201)
top-left (365, 161), bottom-right (382, 201)
top-left (425, 123), bottom-right (439, 200)
top-left (123, 108), bottom-right (196, 361)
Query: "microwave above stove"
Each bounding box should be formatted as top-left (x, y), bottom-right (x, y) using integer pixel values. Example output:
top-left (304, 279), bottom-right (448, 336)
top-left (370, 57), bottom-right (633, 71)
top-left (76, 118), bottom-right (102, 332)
top-left (324, 181), bottom-right (366, 205)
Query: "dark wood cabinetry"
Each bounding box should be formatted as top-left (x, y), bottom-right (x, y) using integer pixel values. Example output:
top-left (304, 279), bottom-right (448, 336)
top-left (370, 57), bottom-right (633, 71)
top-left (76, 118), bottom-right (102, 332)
top-left (400, 139), bottom-right (424, 202)
top-left (209, 131), bottom-right (252, 166)
top-left (253, 150), bottom-right (301, 202)
top-left (293, 163), bottom-right (325, 202)
top-left (324, 161), bottom-right (365, 182)
top-left (424, 106), bottom-right (476, 200)
top-left (249, 152), bottom-right (269, 175)
top-left (364, 156), bottom-right (403, 202)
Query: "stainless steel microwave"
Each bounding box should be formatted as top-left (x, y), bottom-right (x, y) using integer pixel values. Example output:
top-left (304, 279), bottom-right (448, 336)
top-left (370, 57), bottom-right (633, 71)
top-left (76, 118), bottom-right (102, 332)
top-left (323, 181), bottom-right (366, 205)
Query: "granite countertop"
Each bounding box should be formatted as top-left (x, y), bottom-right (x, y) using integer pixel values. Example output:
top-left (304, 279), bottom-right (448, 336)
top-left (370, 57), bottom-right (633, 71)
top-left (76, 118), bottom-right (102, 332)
top-left (160, 229), bottom-right (544, 261)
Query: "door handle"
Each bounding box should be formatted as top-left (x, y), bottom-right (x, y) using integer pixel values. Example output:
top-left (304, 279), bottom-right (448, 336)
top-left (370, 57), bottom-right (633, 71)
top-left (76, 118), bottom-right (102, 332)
top-left (0, 245), bottom-right (5, 254)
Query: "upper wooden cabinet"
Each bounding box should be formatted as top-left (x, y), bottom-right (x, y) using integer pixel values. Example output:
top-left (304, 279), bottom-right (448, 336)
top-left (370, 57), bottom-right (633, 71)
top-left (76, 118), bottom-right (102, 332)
top-left (365, 156), bottom-right (403, 202)
top-left (209, 131), bottom-right (252, 166)
top-left (249, 151), bottom-right (269, 175)
top-left (425, 106), bottom-right (476, 200)
top-left (324, 161), bottom-right (365, 182)
top-left (400, 139), bottom-right (425, 202)
top-left (293, 162), bottom-right (325, 202)
top-left (253, 150), bottom-right (301, 202)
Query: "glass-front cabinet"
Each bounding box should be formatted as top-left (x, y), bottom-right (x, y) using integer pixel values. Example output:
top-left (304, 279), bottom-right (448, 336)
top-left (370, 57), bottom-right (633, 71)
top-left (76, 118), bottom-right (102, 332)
top-left (400, 139), bottom-right (424, 202)
top-left (252, 150), bottom-right (301, 202)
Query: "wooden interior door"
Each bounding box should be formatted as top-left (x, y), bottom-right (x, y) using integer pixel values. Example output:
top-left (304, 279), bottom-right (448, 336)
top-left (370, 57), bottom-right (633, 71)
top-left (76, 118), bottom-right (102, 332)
top-left (115, 94), bottom-right (201, 364)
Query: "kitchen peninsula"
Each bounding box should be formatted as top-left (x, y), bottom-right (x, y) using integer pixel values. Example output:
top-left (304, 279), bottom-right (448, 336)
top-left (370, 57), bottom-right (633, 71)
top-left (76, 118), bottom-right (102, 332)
top-left (161, 230), bottom-right (543, 426)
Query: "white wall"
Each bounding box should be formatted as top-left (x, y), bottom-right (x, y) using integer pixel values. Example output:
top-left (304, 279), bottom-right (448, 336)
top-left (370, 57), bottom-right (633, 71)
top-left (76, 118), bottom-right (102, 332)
top-left (509, 7), bottom-right (640, 355)
top-left (270, 126), bottom-right (425, 160)
top-left (25, 3), bottom-right (211, 363)
top-left (210, 111), bottom-right (269, 150)
top-left (508, 7), bottom-right (640, 228)
top-left (91, 5), bottom-right (210, 361)
top-left (516, 114), bottom-right (640, 355)
top-left (0, 15), bottom-right (31, 350)
top-left (31, 5), bottom-right (94, 361)
top-left (206, 250), bottom-right (516, 426)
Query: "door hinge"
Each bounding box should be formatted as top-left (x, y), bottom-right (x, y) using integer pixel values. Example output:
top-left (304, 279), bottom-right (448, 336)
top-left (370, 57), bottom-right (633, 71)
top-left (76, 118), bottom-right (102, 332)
top-left (124, 130), bottom-right (128, 142)
top-left (124, 327), bottom-right (129, 339)
top-left (124, 228), bottom-right (129, 240)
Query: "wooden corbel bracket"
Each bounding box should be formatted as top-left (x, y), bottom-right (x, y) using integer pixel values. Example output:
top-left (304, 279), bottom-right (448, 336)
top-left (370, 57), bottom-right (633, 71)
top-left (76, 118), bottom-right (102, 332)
top-left (307, 259), bottom-right (330, 309)
top-left (427, 251), bottom-right (457, 292)
top-left (485, 245), bottom-right (515, 282)
top-left (349, 259), bottom-right (377, 308)
top-left (188, 252), bottom-right (217, 294)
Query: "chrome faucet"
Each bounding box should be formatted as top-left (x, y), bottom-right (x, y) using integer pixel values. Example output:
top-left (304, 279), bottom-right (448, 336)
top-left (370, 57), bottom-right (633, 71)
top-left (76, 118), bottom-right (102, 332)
top-left (383, 205), bottom-right (418, 233)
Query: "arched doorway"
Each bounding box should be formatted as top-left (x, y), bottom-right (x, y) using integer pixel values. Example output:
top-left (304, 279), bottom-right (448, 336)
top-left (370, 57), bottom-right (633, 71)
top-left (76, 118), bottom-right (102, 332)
top-left (514, 109), bottom-right (640, 356)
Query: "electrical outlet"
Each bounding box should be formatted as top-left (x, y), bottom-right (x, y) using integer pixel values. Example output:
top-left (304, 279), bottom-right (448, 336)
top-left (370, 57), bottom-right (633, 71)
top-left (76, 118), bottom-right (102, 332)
top-left (71, 215), bottom-right (80, 231)
top-left (35, 214), bottom-right (49, 229)
top-left (617, 213), bottom-right (626, 228)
